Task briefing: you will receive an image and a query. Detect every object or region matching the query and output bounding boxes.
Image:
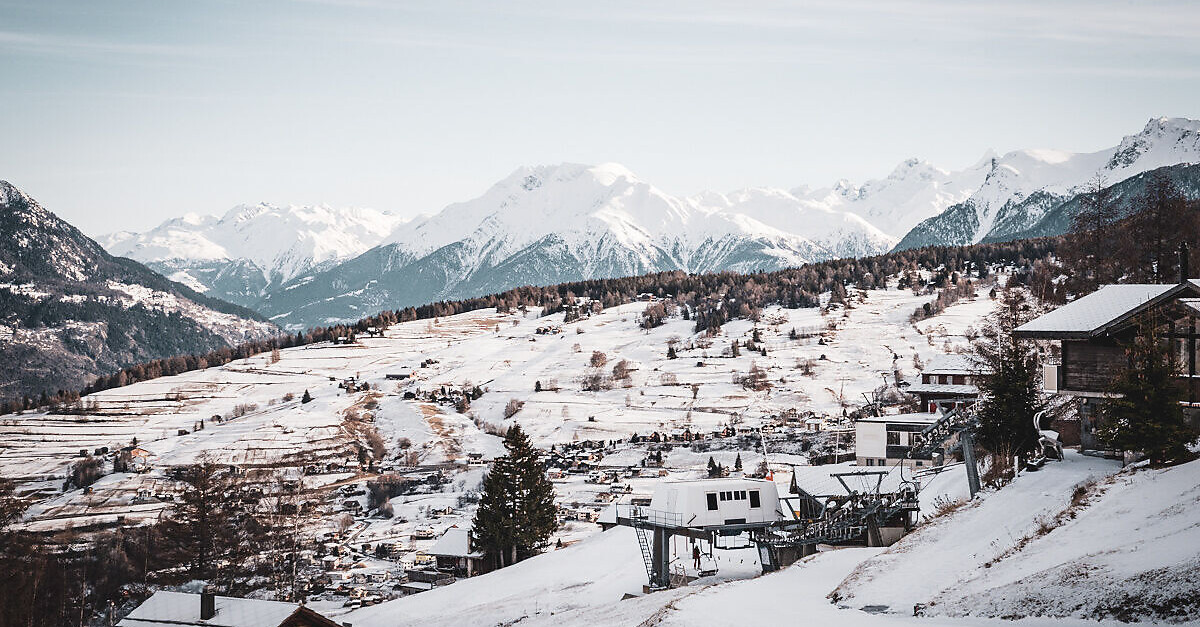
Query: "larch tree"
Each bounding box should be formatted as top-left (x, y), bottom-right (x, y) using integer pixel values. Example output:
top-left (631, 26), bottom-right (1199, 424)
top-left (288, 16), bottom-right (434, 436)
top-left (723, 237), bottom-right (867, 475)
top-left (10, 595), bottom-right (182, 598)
top-left (1127, 172), bottom-right (1195, 283)
top-left (1061, 173), bottom-right (1122, 294)
top-left (157, 457), bottom-right (257, 585)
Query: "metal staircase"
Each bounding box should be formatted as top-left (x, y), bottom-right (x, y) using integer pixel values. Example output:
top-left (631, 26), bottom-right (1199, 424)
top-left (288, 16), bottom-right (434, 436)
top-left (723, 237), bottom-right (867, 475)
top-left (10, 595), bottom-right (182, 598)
top-left (633, 525), bottom-right (654, 583)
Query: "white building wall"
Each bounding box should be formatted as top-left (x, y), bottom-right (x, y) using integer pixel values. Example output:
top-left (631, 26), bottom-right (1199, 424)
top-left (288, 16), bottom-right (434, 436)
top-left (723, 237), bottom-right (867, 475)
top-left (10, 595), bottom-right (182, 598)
top-left (856, 421), bottom-right (888, 463)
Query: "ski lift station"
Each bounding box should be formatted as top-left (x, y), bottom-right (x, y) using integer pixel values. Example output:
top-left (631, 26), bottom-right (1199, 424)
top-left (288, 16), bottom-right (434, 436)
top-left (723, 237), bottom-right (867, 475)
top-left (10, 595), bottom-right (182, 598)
top-left (617, 473), bottom-right (920, 591)
top-left (647, 479), bottom-right (780, 528)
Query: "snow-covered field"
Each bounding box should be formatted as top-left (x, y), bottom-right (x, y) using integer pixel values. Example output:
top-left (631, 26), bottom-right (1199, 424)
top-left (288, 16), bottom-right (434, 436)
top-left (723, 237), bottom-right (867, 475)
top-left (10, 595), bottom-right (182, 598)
top-left (2, 281), bottom-right (988, 528)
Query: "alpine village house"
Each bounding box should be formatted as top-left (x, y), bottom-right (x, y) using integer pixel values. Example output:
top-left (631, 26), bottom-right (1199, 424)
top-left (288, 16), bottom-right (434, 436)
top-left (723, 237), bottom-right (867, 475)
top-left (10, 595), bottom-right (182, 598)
top-left (856, 355), bottom-right (988, 469)
top-left (1015, 267), bottom-right (1200, 451)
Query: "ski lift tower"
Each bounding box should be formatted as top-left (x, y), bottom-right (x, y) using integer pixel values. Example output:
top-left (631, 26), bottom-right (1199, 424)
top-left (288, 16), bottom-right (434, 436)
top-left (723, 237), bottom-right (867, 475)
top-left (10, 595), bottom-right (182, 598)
top-left (909, 407), bottom-right (982, 497)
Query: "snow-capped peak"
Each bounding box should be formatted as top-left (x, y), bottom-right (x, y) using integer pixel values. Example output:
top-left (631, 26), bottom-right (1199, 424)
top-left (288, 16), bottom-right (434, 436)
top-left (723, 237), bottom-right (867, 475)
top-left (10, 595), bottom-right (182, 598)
top-left (101, 202), bottom-right (411, 286)
top-left (385, 161), bottom-right (894, 267)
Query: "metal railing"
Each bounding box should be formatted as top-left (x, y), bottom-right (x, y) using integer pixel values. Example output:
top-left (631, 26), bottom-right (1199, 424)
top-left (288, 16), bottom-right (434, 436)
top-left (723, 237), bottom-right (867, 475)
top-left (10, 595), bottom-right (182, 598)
top-left (626, 505), bottom-right (684, 528)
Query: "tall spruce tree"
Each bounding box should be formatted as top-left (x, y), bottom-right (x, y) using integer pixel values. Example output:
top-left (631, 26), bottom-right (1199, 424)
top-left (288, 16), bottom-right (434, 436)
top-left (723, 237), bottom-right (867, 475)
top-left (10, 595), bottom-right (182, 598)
top-left (471, 425), bottom-right (557, 569)
top-left (1099, 321), bottom-right (1196, 466)
top-left (973, 288), bottom-right (1046, 472)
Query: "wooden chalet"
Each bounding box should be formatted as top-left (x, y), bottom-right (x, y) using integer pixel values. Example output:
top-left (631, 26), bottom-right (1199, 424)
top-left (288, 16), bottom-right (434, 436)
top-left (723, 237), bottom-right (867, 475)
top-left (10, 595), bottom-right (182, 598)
top-left (904, 354), bottom-right (989, 413)
top-left (1015, 278), bottom-right (1200, 450)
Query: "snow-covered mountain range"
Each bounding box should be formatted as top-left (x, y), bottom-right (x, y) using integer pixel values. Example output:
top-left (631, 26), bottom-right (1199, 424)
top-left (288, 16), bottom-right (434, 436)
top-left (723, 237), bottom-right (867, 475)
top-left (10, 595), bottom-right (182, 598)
top-left (96, 117), bottom-right (1200, 328)
top-left (100, 203), bottom-right (412, 306)
top-left (896, 116), bottom-right (1200, 249)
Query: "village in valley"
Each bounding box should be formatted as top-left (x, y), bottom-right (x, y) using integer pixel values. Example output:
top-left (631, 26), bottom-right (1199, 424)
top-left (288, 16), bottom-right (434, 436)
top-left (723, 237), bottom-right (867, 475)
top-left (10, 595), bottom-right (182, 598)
top-left (4, 3), bottom-right (1200, 624)
top-left (4, 247), bottom-right (1200, 626)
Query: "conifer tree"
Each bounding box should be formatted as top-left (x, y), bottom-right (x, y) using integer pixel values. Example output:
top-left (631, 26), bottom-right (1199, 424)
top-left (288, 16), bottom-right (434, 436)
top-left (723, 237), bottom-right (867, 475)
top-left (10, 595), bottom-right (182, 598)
top-left (734, 453), bottom-right (743, 471)
top-left (301, 389), bottom-right (313, 404)
top-left (471, 425), bottom-right (557, 569)
top-left (973, 288), bottom-right (1045, 473)
top-left (1100, 322), bottom-right (1196, 466)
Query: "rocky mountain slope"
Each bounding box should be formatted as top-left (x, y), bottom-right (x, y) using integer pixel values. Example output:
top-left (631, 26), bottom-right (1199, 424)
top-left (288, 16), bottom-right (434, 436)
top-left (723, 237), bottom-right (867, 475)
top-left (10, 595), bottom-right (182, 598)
top-left (0, 181), bottom-right (276, 403)
top-left (896, 117), bottom-right (1200, 250)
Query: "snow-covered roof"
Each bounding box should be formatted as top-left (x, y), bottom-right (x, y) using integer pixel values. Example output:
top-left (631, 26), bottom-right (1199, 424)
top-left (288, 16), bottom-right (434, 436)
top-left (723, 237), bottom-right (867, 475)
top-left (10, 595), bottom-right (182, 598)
top-left (922, 354), bottom-right (987, 375)
top-left (904, 383), bottom-right (979, 395)
top-left (857, 412), bottom-right (943, 424)
top-left (1179, 298), bottom-right (1200, 317)
top-left (597, 503), bottom-right (617, 525)
top-left (117, 591), bottom-right (301, 627)
top-left (1015, 282), bottom-right (1200, 339)
top-left (429, 525), bottom-right (483, 558)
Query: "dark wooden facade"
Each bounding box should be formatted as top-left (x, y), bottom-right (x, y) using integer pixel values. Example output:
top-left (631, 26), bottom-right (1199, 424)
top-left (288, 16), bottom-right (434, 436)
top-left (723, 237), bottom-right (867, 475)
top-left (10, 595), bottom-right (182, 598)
top-left (1059, 338), bottom-right (1128, 394)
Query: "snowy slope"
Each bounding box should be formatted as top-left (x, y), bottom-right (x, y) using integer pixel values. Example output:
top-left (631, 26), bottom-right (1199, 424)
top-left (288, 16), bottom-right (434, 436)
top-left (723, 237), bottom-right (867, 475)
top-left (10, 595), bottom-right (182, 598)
top-left (896, 117), bottom-right (1200, 249)
top-left (100, 203), bottom-right (410, 306)
top-left (835, 453), bottom-right (1200, 623)
top-left (341, 451), bottom-right (1200, 627)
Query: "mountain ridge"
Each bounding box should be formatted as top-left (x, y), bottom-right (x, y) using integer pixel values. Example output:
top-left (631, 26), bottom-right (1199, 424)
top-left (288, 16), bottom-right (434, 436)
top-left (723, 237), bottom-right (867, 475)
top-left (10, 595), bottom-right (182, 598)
top-left (895, 116), bottom-right (1200, 250)
top-left (0, 181), bottom-right (275, 403)
top-left (96, 117), bottom-right (1200, 328)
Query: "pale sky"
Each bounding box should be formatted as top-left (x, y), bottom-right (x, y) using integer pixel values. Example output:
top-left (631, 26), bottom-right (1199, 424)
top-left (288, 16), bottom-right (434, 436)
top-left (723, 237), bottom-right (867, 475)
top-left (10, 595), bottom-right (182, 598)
top-left (2, 0), bottom-right (1199, 236)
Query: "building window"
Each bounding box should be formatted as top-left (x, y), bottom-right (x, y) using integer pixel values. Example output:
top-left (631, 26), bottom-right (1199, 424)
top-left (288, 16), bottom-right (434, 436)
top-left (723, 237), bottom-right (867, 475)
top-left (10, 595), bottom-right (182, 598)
top-left (865, 458), bottom-right (873, 467)
top-left (887, 431), bottom-right (901, 446)
top-left (706, 493), bottom-right (718, 510)
top-left (915, 461), bottom-right (923, 467)
top-left (749, 490), bottom-right (761, 508)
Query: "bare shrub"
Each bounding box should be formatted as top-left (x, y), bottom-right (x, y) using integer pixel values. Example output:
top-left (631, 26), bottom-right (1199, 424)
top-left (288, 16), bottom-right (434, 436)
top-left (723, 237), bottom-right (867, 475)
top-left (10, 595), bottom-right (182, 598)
top-left (590, 351), bottom-right (608, 368)
top-left (231, 403), bottom-right (259, 418)
top-left (581, 372), bottom-right (613, 392)
top-left (504, 398), bottom-right (525, 419)
top-left (364, 427), bottom-right (387, 460)
top-left (69, 456), bottom-right (105, 488)
top-left (926, 494), bottom-right (968, 521)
